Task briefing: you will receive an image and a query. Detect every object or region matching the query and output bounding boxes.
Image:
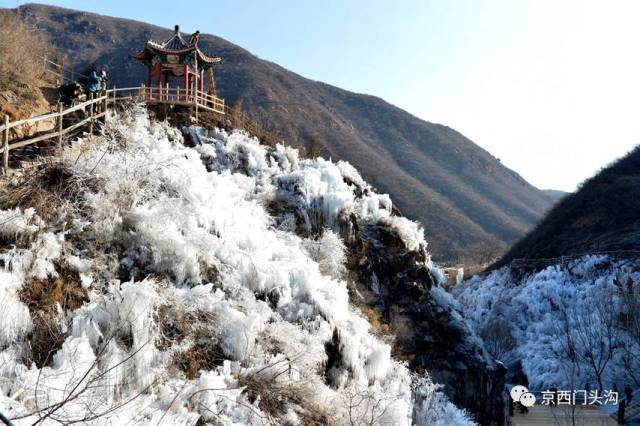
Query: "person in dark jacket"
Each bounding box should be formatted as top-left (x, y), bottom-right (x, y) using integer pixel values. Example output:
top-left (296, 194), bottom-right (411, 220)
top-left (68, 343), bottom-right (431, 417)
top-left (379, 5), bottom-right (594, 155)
top-left (189, 30), bottom-right (200, 45)
top-left (58, 82), bottom-right (83, 107)
top-left (617, 399), bottom-right (626, 425)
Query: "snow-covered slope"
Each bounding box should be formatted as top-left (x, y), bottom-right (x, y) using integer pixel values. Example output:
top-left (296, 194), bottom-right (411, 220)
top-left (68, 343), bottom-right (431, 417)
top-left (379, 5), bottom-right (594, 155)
top-left (455, 255), bottom-right (640, 392)
top-left (0, 107), bottom-right (474, 425)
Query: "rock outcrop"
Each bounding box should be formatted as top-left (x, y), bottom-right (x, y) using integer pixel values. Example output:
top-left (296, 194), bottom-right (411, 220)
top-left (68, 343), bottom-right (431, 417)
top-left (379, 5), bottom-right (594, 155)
top-left (345, 221), bottom-right (506, 425)
top-left (265, 154), bottom-right (507, 424)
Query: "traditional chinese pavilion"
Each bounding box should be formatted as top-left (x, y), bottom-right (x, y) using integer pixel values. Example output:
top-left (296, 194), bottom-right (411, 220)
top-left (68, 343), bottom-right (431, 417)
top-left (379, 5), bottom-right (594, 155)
top-left (131, 25), bottom-right (221, 96)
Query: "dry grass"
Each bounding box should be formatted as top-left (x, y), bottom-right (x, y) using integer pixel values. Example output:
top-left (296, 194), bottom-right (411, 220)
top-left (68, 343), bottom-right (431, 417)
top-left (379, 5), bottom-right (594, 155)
top-left (0, 160), bottom-right (91, 223)
top-left (0, 10), bottom-right (50, 91)
top-left (174, 337), bottom-right (225, 379)
top-left (18, 263), bottom-right (89, 313)
top-left (238, 373), bottom-right (330, 424)
top-left (27, 310), bottom-right (66, 368)
top-left (154, 304), bottom-right (212, 351)
top-left (155, 303), bottom-right (226, 379)
top-left (362, 307), bottom-right (390, 335)
top-left (18, 262), bottom-right (89, 367)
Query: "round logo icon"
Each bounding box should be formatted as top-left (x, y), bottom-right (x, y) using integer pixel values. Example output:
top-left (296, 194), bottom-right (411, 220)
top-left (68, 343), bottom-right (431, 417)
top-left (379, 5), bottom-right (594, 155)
top-left (520, 392), bottom-right (537, 407)
top-left (510, 385), bottom-right (529, 402)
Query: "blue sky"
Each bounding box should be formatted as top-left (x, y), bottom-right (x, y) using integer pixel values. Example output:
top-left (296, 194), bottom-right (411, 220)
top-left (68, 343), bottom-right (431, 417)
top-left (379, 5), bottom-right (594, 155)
top-left (3, 0), bottom-right (640, 191)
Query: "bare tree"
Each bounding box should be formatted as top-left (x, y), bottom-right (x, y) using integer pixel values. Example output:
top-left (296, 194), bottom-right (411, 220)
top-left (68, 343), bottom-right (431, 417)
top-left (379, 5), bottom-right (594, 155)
top-left (343, 384), bottom-right (401, 426)
top-left (549, 289), bottom-right (621, 426)
top-left (617, 275), bottom-right (640, 388)
top-left (479, 319), bottom-right (517, 362)
top-left (10, 338), bottom-right (153, 425)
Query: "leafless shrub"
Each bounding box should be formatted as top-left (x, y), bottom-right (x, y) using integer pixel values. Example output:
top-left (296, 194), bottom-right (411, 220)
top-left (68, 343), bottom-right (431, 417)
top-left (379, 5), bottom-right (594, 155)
top-left (10, 337), bottom-right (155, 425)
top-left (479, 320), bottom-right (516, 362)
top-left (343, 384), bottom-right (403, 426)
top-left (552, 291), bottom-right (619, 393)
top-left (617, 276), bottom-right (640, 387)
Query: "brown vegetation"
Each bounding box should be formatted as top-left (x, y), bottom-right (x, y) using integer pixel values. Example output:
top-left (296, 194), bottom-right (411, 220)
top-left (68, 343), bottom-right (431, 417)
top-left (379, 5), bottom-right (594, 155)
top-left (154, 303), bottom-right (226, 379)
top-left (174, 338), bottom-right (224, 379)
top-left (0, 10), bottom-right (49, 86)
top-left (0, 161), bottom-right (75, 221)
top-left (238, 372), bottom-right (330, 424)
top-left (362, 307), bottom-right (390, 335)
top-left (0, 9), bottom-right (51, 120)
top-left (18, 262), bottom-right (88, 367)
top-left (19, 265), bottom-right (88, 312)
top-left (154, 303), bottom-right (195, 350)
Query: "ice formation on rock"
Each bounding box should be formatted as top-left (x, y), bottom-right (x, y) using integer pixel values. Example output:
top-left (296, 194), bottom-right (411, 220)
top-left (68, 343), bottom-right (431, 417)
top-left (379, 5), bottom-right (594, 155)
top-left (0, 107), bottom-right (472, 425)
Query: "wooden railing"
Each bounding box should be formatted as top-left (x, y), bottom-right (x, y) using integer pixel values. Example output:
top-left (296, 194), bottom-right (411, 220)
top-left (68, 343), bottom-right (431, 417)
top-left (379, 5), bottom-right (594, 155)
top-left (0, 86), bottom-right (226, 173)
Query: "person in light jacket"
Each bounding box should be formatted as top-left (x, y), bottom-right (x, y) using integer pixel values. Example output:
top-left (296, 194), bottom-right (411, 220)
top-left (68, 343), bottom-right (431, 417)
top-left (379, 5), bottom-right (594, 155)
top-left (99, 69), bottom-right (108, 91)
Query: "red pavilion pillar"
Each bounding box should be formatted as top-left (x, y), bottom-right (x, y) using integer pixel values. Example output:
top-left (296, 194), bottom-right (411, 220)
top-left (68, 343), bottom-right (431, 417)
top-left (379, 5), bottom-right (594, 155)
top-left (156, 63), bottom-right (162, 90)
top-left (183, 64), bottom-right (188, 100)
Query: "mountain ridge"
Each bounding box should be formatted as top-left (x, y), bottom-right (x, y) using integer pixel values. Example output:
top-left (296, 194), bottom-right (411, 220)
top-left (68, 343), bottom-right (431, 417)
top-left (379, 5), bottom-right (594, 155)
top-left (495, 146), bottom-right (640, 267)
top-left (13, 3), bottom-right (553, 262)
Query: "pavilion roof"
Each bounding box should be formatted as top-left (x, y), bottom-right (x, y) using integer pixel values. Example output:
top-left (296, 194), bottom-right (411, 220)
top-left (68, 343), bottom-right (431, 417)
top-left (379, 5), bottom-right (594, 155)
top-left (161, 31), bottom-right (190, 50)
top-left (131, 26), bottom-right (222, 66)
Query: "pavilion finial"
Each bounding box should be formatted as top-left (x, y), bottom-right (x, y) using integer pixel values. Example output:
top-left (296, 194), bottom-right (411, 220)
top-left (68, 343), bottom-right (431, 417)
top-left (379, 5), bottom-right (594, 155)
top-left (174, 24), bottom-right (180, 33)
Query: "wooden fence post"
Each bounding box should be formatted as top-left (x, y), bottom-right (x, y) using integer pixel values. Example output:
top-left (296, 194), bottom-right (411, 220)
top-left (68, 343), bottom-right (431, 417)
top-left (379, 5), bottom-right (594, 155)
top-left (194, 90), bottom-right (199, 123)
top-left (103, 91), bottom-right (107, 121)
top-left (57, 103), bottom-right (63, 149)
top-left (102, 91), bottom-right (107, 124)
top-left (2, 115), bottom-right (8, 174)
top-left (89, 93), bottom-right (94, 134)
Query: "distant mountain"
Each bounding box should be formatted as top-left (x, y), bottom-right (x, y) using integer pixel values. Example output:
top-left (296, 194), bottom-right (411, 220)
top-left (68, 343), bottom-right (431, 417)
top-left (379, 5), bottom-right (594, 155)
top-left (495, 146), bottom-right (640, 267)
top-left (14, 3), bottom-right (553, 262)
top-left (541, 189), bottom-right (568, 203)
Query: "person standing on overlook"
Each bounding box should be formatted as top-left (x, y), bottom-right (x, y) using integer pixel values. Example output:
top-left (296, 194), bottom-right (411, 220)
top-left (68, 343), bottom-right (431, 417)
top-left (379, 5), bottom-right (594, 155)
top-left (189, 30), bottom-right (200, 45)
top-left (86, 70), bottom-right (101, 97)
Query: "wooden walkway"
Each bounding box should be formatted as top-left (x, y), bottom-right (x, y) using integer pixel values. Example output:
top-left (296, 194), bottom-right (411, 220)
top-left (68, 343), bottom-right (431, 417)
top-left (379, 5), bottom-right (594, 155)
top-left (0, 85), bottom-right (225, 173)
top-left (511, 405), bottom-right (616, 426)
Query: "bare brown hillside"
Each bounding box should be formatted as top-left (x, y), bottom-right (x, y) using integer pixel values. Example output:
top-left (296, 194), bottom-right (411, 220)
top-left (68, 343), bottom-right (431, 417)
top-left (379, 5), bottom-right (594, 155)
top-left (0, 9), bottom-right (52, 124)
top-left (10, 3), bottom-right (554, 262)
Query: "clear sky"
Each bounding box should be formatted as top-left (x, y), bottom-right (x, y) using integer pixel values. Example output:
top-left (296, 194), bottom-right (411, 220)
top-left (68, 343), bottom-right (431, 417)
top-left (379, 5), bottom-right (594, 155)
top-left (3, 0), bottom-right (640, 191)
